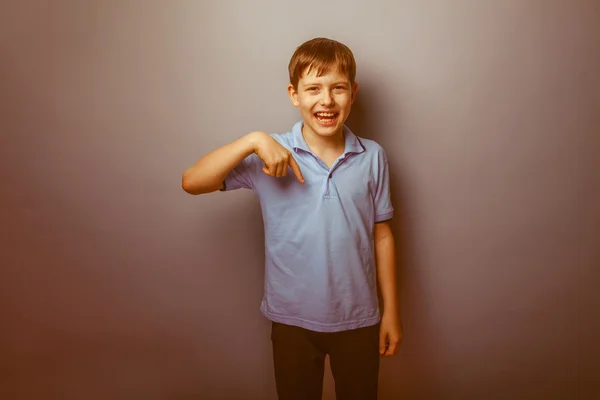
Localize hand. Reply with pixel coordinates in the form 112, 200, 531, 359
250, 132, 304, 183
379, 312, 403, 357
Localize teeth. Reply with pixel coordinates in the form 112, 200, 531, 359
316, 112, 336, 117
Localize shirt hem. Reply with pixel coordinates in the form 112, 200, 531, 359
375, 210, 394, 223
260, 306, 381, 333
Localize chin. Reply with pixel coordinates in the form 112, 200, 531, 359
317, 128, 341, 137
311, 124, 341, 137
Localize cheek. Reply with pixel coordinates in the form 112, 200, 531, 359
335, 93, 351, 104
301, 100, 317, 112
337, 98, 351, 110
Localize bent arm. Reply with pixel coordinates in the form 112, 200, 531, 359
182, 131, 262, 195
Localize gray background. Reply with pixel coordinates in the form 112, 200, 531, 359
1, 0, 599, 399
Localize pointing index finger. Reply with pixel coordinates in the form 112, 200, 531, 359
288, 155, 304, 183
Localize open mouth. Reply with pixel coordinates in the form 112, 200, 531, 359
314, 112, 339, 126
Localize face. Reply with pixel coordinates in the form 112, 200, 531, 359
288, 67, 358, 140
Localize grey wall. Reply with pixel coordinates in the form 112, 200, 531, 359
1, 1, 599, 399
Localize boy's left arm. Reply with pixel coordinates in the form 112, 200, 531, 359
374, 221, 403, 357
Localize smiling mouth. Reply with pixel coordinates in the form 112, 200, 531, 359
314, 112, 339, 124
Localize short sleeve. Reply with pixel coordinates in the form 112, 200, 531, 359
220, 153, 260, 191
374, 150, 394, 222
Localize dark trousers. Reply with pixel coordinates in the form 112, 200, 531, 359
271, 321, 380, 400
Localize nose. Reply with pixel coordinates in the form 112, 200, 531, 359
319, 90, 335, 106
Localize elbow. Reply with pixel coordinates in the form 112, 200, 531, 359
181, 170, 201, 195
181, 170, 219, 195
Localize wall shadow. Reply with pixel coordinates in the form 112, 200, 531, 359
346, 81, 440, 398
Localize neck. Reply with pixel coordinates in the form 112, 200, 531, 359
301, 125, 346, 154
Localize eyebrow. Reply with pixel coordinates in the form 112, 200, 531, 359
302, 81, 349, 87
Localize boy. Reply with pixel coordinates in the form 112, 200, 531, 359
182, 38, 402, 400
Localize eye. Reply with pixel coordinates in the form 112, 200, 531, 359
334, 85, 346, 90
307, 87, 318, 91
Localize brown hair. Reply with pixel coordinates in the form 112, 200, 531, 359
288, 37, 356, 90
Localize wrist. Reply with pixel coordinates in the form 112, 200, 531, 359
382, 306, 399, 319
246, 131, 267, 153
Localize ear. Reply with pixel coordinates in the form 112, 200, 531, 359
288, 84, 300, 107
351, 81, 359, 104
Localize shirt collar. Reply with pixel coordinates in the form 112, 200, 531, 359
291, 120, 365, 155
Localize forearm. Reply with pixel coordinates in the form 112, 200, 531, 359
182, 132, 261, 195
375, 233, 399, 316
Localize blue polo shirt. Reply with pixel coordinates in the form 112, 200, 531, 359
222, 120, 394, 332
